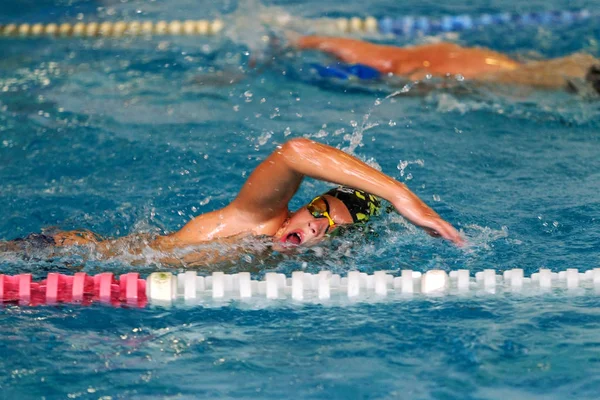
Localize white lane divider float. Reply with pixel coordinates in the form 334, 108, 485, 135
145, 268, 600, 305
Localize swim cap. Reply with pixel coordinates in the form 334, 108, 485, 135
325, 186, 381, 223
310, 62, 381, 81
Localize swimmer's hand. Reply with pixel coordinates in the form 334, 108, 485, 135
422, 218, 465, 246
391, 198, 465, 246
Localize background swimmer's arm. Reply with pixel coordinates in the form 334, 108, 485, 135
235, 138, 463, 245
295, 36, 523, 80
296, 36, 372, 64
294, 36, 415, 76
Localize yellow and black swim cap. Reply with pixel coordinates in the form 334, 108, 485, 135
325, 186, 381, 223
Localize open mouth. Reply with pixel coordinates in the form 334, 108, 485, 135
284, 231, 303, 246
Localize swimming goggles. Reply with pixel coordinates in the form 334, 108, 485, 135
307, 196, 336, 233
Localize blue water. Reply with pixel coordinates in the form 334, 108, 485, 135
2, 0, 600, 398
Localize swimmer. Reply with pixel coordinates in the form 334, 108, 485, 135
295, 36, 600, 93
4, 139, 463, 266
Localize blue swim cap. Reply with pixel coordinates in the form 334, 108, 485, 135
310, 63, 381, 81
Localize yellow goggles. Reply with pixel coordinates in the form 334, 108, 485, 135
307, 196, 336, 233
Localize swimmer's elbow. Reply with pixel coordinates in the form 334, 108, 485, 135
281, 137, 312, 154
296, 35, 322, 50
280, 138, 319, 165
296, 36, 358, 60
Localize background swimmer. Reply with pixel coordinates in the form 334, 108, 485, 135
295, 36, 600, 93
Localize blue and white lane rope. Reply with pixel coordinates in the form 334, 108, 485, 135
374, 9, 593, 36
0, 9, 594, 38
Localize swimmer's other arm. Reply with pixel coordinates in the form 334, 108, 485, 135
268, 138, 464, 245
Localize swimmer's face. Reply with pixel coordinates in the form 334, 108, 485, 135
274, 195, 353, 249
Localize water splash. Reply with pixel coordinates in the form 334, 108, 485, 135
461, 224, 510, 253
341, 99, 381, 155
221, 0, 291, 63
397, 159, 425, 181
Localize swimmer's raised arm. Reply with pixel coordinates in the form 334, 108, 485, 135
233, 138, 463, 245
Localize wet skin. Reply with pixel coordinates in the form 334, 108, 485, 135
297, 36, 599, 90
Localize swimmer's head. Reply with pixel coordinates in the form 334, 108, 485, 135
323, 186, 381, 224
273, 186, 381, 249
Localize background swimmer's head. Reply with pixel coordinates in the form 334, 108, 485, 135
585, 64, 600, 95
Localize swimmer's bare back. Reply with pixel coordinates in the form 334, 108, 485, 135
296, 36, 599, 90
479, 53, 598, 89
51, 230, 256, 268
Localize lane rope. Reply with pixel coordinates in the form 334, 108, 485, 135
0, 9, 594, 39
1, 268, 599, 307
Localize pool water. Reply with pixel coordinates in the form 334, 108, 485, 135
1, 0, 600, 398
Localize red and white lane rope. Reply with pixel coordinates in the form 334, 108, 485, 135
1, 268, 600, 308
